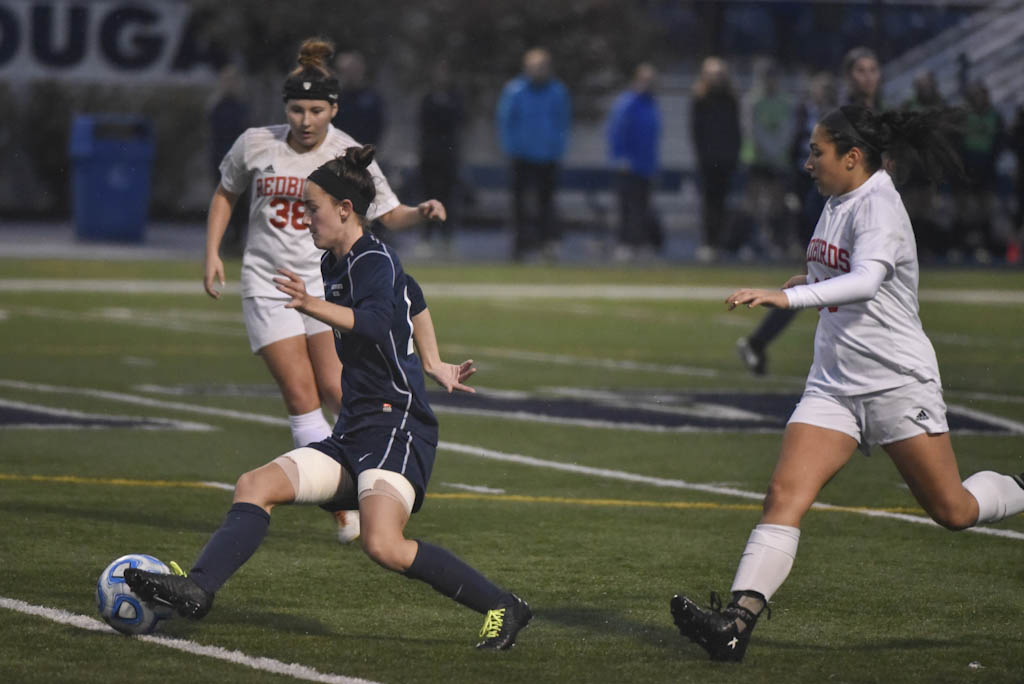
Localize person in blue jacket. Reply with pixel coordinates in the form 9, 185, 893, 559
497, 48, 571, 261
607, 62, 663, 260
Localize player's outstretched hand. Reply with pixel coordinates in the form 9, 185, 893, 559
204, 255, 225, 299
425, 359, 477, 394
726, 288, 790, 311
417, 199, 447, 222
782, 274, 808, 289
274, 268, 309, 310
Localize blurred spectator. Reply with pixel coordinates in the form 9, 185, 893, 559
417, 59, 465, 257
497, 47, 571, 261
901, 71, 949, 260
842, 46, 882, 110
332, 51, 386, 146
790, 71, 836, 245
903, 71, 944, 112
742, 58, 794, 258
691, 56, 741, 261
207, 63, 249, 253
1010, 104, 1024, 263
956, 80, 1004, 261
607, 62, 663, 261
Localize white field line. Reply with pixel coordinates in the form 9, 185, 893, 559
0, 397, 215, 432
2, 279, 1023, 305
0, 597, 380, 684
5, 378, 1024, 541
431, 404, 780, 434
446, 345, 720, 378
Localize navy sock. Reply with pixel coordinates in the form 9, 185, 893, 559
189, 502, 270, 594
404, 540, 509, 614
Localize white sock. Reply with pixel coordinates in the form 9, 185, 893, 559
730, 523, 801, 602
962, 471, 1024, 524
287, 408, 332, 448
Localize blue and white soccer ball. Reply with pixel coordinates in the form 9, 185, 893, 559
97, 554, 173, 635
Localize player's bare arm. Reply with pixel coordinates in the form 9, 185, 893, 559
203, 184, 240, 299
377, 200, 447, 230
782, 274, 807, 289
411, 308, 477, 394
273, 268, 356, 331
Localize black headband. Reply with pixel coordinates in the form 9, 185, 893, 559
308, 167, 372, 215
282, 74, 340, 103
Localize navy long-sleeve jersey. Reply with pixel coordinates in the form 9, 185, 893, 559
321, 233, 439, 444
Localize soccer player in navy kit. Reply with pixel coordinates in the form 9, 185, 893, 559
126, 145, 531, 650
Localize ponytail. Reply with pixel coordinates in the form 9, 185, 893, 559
819, 105, 964, 185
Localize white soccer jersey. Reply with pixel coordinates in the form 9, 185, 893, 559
218, 124, 401, 299
801, 170, 940, 395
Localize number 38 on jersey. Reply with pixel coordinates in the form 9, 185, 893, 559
268, 198, 306, 231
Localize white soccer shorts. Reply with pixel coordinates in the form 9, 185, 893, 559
788, 380, 949, 455
242, 296, 332, 353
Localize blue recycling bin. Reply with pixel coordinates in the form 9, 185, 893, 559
69, 114, 154, 242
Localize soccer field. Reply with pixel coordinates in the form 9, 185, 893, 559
1, 257, 1022, 684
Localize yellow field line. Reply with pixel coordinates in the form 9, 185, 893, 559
0, 472, 925, 515
0, 473, 220, 489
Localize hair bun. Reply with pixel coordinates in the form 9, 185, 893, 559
346, 144, 376, 169
297, 37, 334, 70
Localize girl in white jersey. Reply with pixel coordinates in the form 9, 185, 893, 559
671, 105, 1024, 663
206, 37, 445, 443
203, 38, 446, 538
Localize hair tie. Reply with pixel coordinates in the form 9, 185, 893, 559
308, 166, 371, 215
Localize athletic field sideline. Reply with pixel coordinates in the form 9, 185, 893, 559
2, 258, 1022, 684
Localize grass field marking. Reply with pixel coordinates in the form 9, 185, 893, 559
1, 472, 928, 517
5, 278, 1024, 305
0, 379, 289, 428
445, 344, 721, 378
437, 441, 1024, 542
9, 305, 245, 337
0, 596, 381, 684
946, 402, 1024, 434
5, 378, 1023, 541
0, 472, 229, 490
432, 403, 780, 434
0, 396, 216, 432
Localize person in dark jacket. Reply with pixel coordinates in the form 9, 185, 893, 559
418, 59, 465, 254
607, 62, 663, 260
691, 57, 741, 261
331, 51, 386, 147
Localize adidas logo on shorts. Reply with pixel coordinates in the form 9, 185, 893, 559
915, 409, 929, 421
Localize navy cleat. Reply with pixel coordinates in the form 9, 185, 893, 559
670, 592, 766, 662
124, 564, 213, 620
736, 338, 766, 376
476, 594, 532, 650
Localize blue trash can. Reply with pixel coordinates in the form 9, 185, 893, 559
69, 114, 155, 242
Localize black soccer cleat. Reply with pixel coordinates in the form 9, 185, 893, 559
670, 592, 764, 662
124, 567, 214, 620
476, 594, 532, 650
736, 338, 766, 376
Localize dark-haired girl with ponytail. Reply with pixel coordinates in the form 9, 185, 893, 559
202, 37, 448, 544
670, 105, 1024, 663
126, 145, 532, 651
